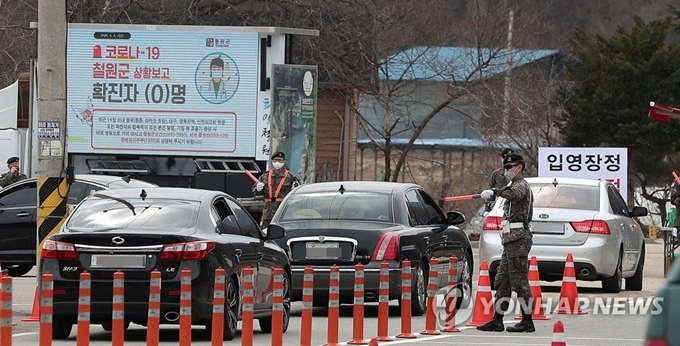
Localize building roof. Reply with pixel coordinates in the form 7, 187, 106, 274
379, 46, 559, 82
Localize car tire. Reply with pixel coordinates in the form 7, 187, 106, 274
404, 260, 427, 316
456, 251, 474, 310
52, 320, 73, 340
626, 245, 644, 291
602, 251, 623, 293
102, 321, 130, 332
224, 277, 239, 340
259, 270, 291, 334
5, 264, 33, 277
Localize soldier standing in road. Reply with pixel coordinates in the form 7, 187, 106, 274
489, 148, 514, 202
253, 151, 301, 228
477, 153, 535, 333
0, 157, 27, 187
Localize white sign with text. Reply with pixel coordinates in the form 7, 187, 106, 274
538, 147, 628, 199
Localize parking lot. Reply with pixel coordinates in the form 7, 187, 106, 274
8, 239, 664, 345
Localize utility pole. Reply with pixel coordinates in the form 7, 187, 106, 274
36, 0, 69, 260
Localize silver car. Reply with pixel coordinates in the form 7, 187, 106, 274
479, 177, 647, 293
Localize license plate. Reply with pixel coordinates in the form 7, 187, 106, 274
90, 255, 147, 269
531, 223, 566, 234
305, 242, 341, 259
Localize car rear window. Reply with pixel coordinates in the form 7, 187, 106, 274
66, 197, 199, 230
531, 183, 599, 211
279, 192, 392, 222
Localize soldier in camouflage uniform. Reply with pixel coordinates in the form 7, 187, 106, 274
489, 148, 514, 203
477, 153, 535, 333
0, 157, 27, 188
253, 151, 301, 228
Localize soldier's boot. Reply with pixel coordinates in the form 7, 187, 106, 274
506, 313, 535, 333
476, 300, 508, 332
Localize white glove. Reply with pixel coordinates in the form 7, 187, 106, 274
256, 182, 265, 191
480, 189, 494, 200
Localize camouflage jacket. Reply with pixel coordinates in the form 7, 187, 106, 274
489, 167, 508, 201
0, 171, 27, 188
253, 169, 301, 221
494, 177, 534, 244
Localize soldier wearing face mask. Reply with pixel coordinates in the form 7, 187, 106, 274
489, 148, 514, 202
477, 153, 535, 333
253, 151, 301, 227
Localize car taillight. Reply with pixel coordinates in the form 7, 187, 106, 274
372, 233, 399, 261
645, 339, 669, 346
41, 240, 79, 260
159, 241, 215, 261
570, 220, 610, 235
483, 216, 503, 231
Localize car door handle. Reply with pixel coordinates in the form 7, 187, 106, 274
441, 235, 448, 240
257, 252, 264, 260
235, 248, 242, 256
423, 236, 430, 244
16, 212, 30, 218
250, 241, 262, 247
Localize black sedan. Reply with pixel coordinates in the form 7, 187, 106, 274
40, 187, 291, 340
267, 181, 473, 316
0, 174, 158, 277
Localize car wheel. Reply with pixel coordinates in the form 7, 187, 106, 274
102, 320, 130, 332
5, 264, 33, 277
626, 245, 644, 291
224, 277, 239, 340
259, 270, 291, 333
456, 251, 474, 310
408, 260, 428, 316
52, 320, 73, 340
602, 251, 622, 293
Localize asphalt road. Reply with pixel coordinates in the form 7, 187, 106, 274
8, 239, 665, 345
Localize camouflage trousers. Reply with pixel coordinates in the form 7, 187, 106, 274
494, 236, 533, 314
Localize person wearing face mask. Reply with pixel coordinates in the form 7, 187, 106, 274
253, 151, 301, 227
489, 148, 514, 202
477, 153, 535, 333
0, 156, 27, 187
206, 57, 228, 99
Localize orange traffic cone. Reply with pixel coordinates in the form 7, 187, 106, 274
551, 320, 566, 346
554, 253, 587, 315
465, 260, 494, 327
515, 256, 549, 320
21, 285, 40, 322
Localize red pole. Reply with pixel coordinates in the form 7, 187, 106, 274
211, 268, 226, 345
421, 258, 441, 335
147, 269, 161, 346
111, 271, 124, 346
76, 271, 91, 346
299, 267, 314, 346
376, 261, 392, 341
241, 267, 255, 346
1, 275, 13, 346
396, 260, 416, 339
179, 269, 192, 346
348, 263, 367, 344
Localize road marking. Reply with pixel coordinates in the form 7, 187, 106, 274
12, 332, 38, 338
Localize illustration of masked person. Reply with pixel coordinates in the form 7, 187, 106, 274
207, 57, 228, 99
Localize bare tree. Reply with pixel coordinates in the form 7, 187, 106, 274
0, 0, 37, 88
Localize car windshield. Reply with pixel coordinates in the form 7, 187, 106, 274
531, 183, 599, 211
66, 197, 199, 230
279, 192, 393, 222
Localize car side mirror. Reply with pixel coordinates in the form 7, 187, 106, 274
267, 224, 286, 239
447, 211, 466, 225
631, 206, 648, 217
